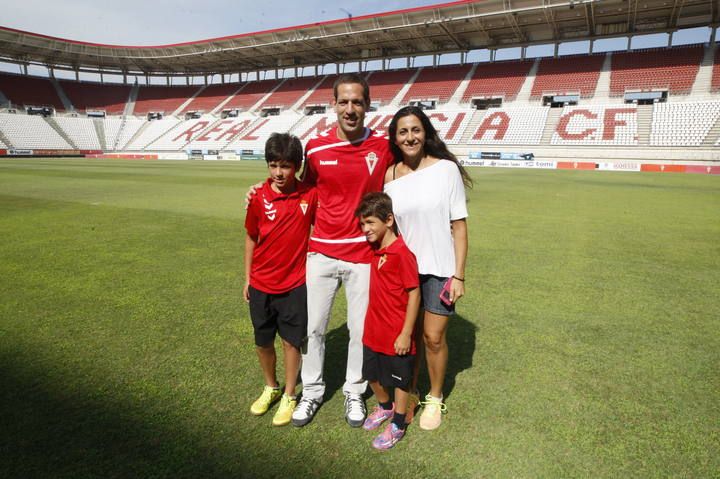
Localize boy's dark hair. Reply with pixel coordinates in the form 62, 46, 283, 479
333, 73, 370, 106
355, 192, 398, 234
265, 132, 303, 169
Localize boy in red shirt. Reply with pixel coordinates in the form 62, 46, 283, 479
355, 192, 420, 450
244, 133, 318, 426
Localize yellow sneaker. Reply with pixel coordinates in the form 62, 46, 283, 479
272, 394, 297, 426
250, 385, 281, 416
418, 394, 447, 430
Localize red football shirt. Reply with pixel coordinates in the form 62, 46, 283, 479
362, 236, 420, 356
245, 179, 318, 294
303, 127, 394, 264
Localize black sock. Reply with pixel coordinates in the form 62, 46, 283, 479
392, 413, 406, 430
379, 400, 393, 411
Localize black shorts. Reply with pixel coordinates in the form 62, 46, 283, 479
248, 284, 307, 349
362, 345, 415, 391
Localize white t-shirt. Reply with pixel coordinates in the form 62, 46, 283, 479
384, 160, 468, 277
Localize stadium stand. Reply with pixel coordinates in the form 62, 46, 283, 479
462, 60, 534, 102
179, 83, 240, 114
468, 106, 549, 145
133, 86, 203, 115
53, 116, 102, 149
551, 105, 638, 145
401, 64, 472, 104
124, 117, 181, 150
0, 112, 72, 149
104, 117, 146, 150
299, 75, 338, 109
366, 69, 416, 106
650, 101, 720, 146
258, 76, 322, 110
531, 54, 604, 99
0, 72, 65, 110
610, 45, 703, 96
222, 79, 282, 111
59, 80, 130, 114
146, 115, 219, 150
184, 116, 257, 151
712, 48, 720, 92
226, 113, 301, 151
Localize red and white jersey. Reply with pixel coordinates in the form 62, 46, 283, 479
303, 127, 393, 264
363, 236, 419, 356
245, 179, 318, 294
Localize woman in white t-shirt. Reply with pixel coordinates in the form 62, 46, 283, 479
383, 106, 472, 431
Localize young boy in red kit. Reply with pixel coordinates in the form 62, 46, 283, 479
244, 133, 318, 426
355, 192, 420, 450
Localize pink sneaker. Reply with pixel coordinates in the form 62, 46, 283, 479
363, 404, 394, 431
372, 422, 405, 450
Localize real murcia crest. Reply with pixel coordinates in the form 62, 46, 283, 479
377, 254, 387, 270
365, 152, 378, 174
300, 200, 308, 215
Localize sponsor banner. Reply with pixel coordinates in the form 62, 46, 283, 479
640, 164, 685, 173
8, 149, 34, 155
460, 158, 556, 169
79, 150, 103, 155
0, 149, 6, 155
469, 151, 534, 161
203, 155, 219, 161
557, 161, 596, 170
86, 154, 159, 160
684, 165, 720, 175
597, 162, 641, 172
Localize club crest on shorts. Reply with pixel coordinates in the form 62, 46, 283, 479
377, 254, 387, 270
299, 199, 308, 215
365, 152, 378, 175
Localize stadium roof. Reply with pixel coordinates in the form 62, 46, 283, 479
0, 0, 716, 77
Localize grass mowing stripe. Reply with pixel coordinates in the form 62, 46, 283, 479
1, 159, 718, 477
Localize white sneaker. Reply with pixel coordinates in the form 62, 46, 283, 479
291, 397, 321, 427
344, 394, 366, 428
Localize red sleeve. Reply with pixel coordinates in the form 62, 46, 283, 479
300, 151, 317, 186
308, 187, 319, 225
244, 198, 259, 240
398, 249, 419, 290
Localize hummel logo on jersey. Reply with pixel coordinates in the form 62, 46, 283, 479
319, 159, 338, 166
300, 200, 308, 215
365, 152, 378, 174
263, 197, 276, 221
377, 254, 387, 270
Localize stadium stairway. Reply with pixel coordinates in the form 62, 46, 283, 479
701, 113, 720, 146
540, 107, 563, 145
51, 78, 74, 111
124, 84, 139, 116
0, 128, 12, 148
172, 85, 207, 116
592, 53, 612, 102
388, 68, 421, 108
93, 119, 107, 150
514, 58, 539, 104
211, 84, 247, 115
690, 44, 717, 98
459, 109, 486, 144
636, 105, 653, 145
448, 63, 478, 105
45, 116, 78, 149
248, 80, 285, 113
291, 76, 328, 112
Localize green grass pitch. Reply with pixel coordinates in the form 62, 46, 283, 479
1, 158, 718, 478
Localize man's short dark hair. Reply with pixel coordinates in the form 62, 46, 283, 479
265, 132, 303, 169
333, 73, 371, 106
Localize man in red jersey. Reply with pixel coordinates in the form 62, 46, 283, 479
290, 73, 394, 427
